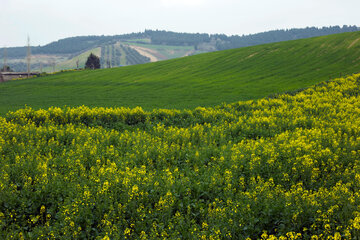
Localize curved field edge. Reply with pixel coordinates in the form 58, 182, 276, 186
1, 73, 360, 239
1, 31, 360, 115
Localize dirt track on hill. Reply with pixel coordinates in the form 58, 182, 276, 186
128, 46, 161, 62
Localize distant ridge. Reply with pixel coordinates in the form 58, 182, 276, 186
1, 25, 359, 72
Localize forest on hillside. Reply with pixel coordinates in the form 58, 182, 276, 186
1, 25, 358, 59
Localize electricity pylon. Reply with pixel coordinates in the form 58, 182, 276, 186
27, 36, 31, 78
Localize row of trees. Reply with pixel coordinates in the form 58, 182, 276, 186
2, 25, 358, 59
144, 25, 360, 49
122, 45, 150, 65
215, 25, 360, 50
100, 44, 150, 68
100, 45, 122, 68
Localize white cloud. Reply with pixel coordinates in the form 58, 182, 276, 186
161, 0, 206, 7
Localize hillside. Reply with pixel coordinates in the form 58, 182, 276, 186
1, 73, 360, 238
42, 48, 102, 72
1, 25, 358, 72
0, 31, 360, 114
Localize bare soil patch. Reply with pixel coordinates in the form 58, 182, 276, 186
246, 52, 258, 59
128, 46, 163, 62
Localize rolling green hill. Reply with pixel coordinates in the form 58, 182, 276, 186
0, 31, 360, 115
2, 26, 359, 72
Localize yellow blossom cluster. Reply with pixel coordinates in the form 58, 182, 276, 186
1, 74, 360, 239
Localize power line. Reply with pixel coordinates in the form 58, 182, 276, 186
3, 47, 7, 71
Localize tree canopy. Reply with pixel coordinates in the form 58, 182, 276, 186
85, 53, 101, 69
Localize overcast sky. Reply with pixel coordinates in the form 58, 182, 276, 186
2, 0, 359, 47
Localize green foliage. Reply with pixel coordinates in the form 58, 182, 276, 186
122, 45, 150, 65
100, 44, 149, 68
0, 32, 360, 115
1, 74, 360, 239
145, 26, 359, 48
85, 53, 101, 70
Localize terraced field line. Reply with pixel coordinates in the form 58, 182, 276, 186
128, 46, 160, 62
348, 37, 360, 48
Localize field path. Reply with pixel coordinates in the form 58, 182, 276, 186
348, 37, 360, 48
128, 46, 162, 62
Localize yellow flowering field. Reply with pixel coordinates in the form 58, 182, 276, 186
1, 74, 360, 239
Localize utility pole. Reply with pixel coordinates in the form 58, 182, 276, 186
27, 36, 31, 78
40, 62, 43, 73
3, 47, 7, 71
107, 46, 111, 68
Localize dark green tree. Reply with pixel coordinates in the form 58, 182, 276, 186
85, 53, 101, 69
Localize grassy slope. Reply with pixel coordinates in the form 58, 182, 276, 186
41, 48, 102, 72
0, 32, 360, 114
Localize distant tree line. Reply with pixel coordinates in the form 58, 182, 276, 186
145, 30, 210, 46
214, 25, 360, 50
145, 25, 359, 50
1, 47, 30, 58
36, 36, 113, 54
1, 25, 358, 62
1, 36, 116, 58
